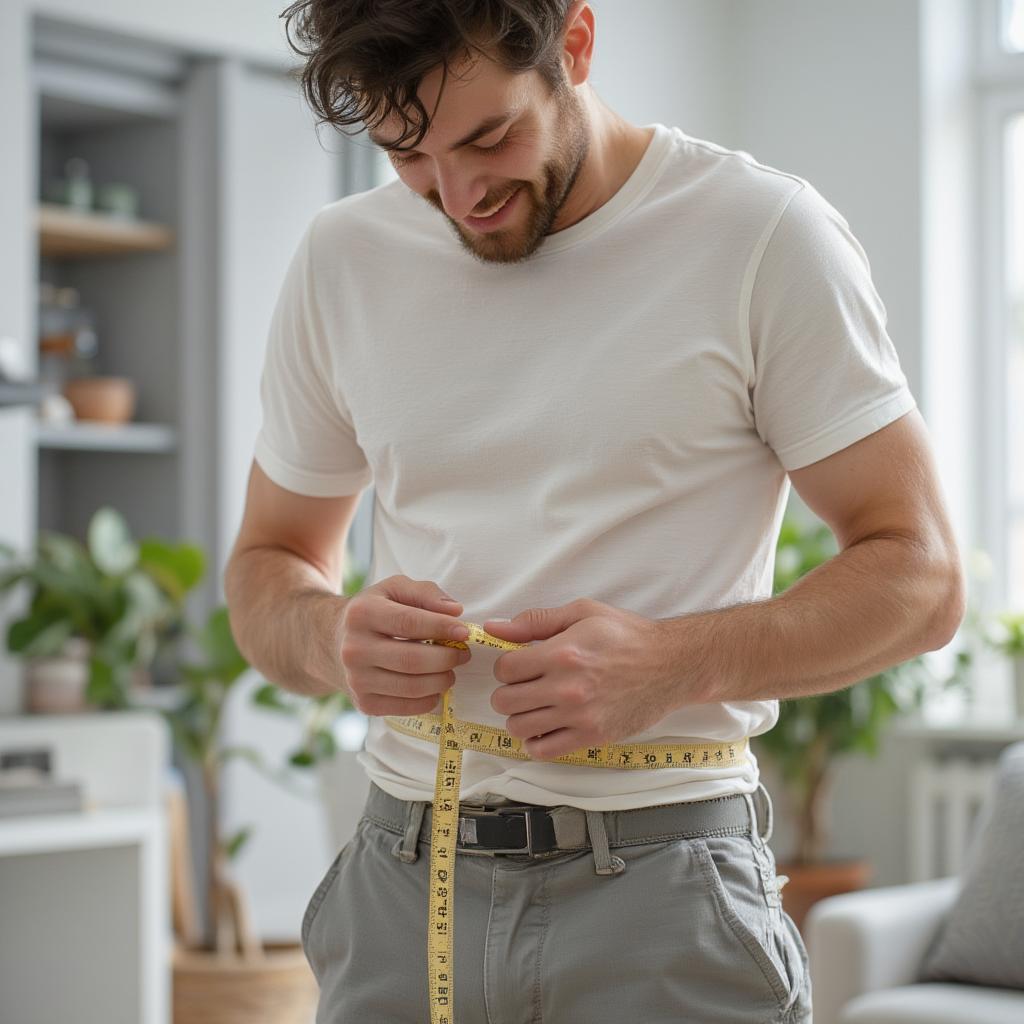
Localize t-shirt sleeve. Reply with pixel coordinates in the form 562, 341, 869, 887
252, 211, 373, 497
746, 182, 917, 472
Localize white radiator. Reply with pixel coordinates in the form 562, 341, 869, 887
908, 756, 998, 881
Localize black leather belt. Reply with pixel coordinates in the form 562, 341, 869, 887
455, 804, 559, 855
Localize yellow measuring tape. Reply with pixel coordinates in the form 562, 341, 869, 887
385, 621, 751, 1024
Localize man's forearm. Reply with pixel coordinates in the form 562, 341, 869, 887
223, 546, 350, 699
657, 535, 964, 705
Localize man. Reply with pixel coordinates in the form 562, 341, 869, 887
224, 1, 966, 1020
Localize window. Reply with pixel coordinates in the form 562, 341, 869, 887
1009, 115, 1024, 607
979, 1, 1024, 610
1007, 0, 1024, 52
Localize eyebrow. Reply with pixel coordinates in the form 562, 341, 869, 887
369, 110, 517, 153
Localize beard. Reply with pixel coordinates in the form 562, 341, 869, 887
424, 84, 590, 265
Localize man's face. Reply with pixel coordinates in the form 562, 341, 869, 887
368, 49, 589, 264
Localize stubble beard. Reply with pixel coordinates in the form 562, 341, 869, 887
428, 86, 590, 265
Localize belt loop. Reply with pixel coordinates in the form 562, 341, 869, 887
391, 798, 427, 863
757, 782, 774, 845
585, 809, 625, 876
743, 789, 765, 852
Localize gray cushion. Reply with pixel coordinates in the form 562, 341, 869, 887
840, 982, 1024, 1024
918, 741, 1024, 990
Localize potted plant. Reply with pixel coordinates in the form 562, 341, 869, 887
160, 564, 371, 1023
157, 601, 320, 1024
982, 610, 1024, 717
0, 506, 202, 713
754, 509, 964, 930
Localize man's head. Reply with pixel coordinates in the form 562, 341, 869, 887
281, 1, 596, 263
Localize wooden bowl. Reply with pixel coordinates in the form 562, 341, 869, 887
62, 375, 136, 423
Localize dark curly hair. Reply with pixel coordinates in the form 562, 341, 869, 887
280, 0, 575, 151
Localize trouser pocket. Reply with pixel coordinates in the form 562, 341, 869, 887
693, 834, 806, 1016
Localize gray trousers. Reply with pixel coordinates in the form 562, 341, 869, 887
302, 780, 812, 1023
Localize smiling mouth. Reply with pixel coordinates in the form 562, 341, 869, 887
472, 189, 518, 219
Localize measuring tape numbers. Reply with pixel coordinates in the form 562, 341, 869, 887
384, 621, 751, 1024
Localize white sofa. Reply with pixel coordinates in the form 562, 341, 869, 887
805, 875, 1024, 1024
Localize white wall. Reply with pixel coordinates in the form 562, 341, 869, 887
589, 0, 739, 139
33, 0, 295, 65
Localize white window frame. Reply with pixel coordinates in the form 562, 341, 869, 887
977, 0, 1024, 608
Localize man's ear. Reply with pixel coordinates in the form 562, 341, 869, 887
561, 1, 595, 87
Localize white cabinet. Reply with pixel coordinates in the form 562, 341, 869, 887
0, 711, 170, 1024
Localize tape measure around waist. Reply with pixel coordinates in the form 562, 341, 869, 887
385, 621, 751, 1024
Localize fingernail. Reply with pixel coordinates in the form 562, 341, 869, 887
451, 624, 470, 640
488, 618, 511, 624
441, 596, 462, 604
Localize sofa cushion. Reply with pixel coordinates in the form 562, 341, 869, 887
839, 982, 1024, 1024
918, 741, 1024, 990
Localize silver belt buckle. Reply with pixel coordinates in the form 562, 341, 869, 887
456, 805, 537, 856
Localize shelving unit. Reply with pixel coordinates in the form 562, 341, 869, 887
35, 420, 177, 453
33, 22, 185, 549
38, 202, 174, 258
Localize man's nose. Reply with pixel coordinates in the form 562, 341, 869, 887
434, 167, 488, 222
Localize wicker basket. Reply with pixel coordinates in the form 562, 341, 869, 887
172, 942, 318, 1024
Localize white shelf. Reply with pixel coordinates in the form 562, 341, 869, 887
0, 804, 160, 857
35, 420, 177, 452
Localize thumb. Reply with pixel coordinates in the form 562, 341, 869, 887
483, 603, 584, 643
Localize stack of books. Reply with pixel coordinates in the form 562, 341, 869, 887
0, 754, 84, 818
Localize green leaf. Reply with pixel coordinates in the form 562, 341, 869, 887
223, 825, 253, 860
195, 606, 249, 684
311, 728, 337, 759
87, 507, 139, 576
138, 539, 205, 603
289, 750, 315, 768
7, 610, 75, 656
252, 683, 295, 713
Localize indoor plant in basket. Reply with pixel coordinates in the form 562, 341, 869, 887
158, 601, 320, 1024
755, 509, 965, 930
0, 505, 202, 713
158, 560, 372, 1023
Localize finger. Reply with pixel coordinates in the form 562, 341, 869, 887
483, 600, 588, 643
490, 679, 548, 717
504, 706, 562, 741
365, 664, 461, 700
373, 636, 471, 678
362, 690, 453, 716
367, 595, 471, 644
492, 644, 546, 684
523, 728, 580, 762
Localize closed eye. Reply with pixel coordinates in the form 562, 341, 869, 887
475, 134, 511, 155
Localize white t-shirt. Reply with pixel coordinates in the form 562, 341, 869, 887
253, 122, 917, 810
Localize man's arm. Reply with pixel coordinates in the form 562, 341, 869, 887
659, 408, 967, 704
223, 459, 364, 699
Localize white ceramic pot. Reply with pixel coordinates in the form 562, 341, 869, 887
25, 636, 96, 714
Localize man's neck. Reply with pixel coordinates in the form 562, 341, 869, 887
550, 93, 655, 234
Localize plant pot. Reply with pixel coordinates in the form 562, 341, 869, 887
172, 942, 318, 1024
774, 857, 872, 934
62, 375, 136, 423
25, 636, 96, 714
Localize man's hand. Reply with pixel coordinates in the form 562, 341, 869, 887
482, 599, 693, 761
337, 575, 472, 716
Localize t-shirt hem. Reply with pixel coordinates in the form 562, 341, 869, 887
775, 388, 917, 472
253, 433, 372, 497
358, 752, 761, 811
